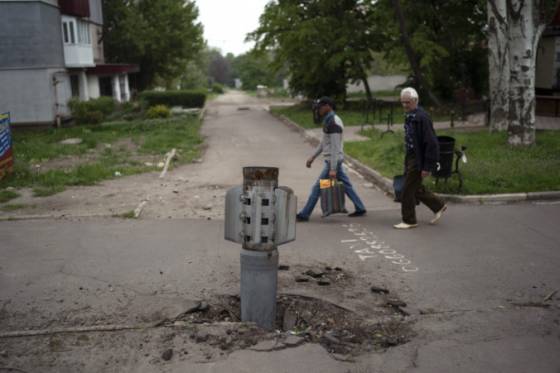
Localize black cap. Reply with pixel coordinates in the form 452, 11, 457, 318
316, 96, 336, 110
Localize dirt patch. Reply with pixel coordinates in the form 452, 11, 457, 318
168, 292, 413, 357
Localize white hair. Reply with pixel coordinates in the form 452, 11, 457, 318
400, 87, 419, 103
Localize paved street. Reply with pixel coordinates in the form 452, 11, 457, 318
1, 91, 559, 372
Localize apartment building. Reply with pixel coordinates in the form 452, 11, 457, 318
0, 0, 138, 126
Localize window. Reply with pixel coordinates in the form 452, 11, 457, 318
62, 20, 76, 44
69, 21, 75, 43
62, 18, 90, 45
77, 21, 90, 44
62, 22, 69, 43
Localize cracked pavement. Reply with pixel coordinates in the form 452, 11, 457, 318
1, 91, 560, 372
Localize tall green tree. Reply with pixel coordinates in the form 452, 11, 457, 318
207, 49, 233, 86
249, 0, 384, 101
102, 0, 204, 90
231, 50, 280, 90
376, 0, 488, 104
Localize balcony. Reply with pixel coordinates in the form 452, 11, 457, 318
64, 44, 94, 67
59, 0, 90, 18
62, 16, 94, 67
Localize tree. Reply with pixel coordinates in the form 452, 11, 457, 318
249, 0, 384, 101
102, 0, 204, 90
487, 0, 557, 145
375, 0, 488, 105
231, 50, 279, 90
207, 49, 233, 86
390, 0, 441, 106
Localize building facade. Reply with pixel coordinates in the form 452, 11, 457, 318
536, 4, 560, 93
0, 0, 138, 125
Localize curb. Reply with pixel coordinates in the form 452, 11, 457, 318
270, 111, 560, 204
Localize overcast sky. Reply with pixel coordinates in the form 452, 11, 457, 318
195, 0, 271, 56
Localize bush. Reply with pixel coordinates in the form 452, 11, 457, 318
211, 83, 224, 94
146, 105, 171, 119
68, 97, 116, 124
140, 90, 207, 108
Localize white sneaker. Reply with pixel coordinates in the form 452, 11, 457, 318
430, 205, 447, 225
393, 222, 418, 229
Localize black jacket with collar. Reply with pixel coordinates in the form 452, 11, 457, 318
405, 107, 439, 172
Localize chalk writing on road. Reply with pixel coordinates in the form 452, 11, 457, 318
341, 223, 419, 273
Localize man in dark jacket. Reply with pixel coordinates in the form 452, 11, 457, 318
394, 87, 447, 229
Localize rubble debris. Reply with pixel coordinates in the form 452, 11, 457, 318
370, 286, 390, 294
161, 349, 173, 361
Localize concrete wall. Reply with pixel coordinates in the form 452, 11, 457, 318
88, 0, 103, 26
91, 24, 104, 64
536, 37, 556, 89
87, 75, 100, 99
0, 1, 64, 69
347, 75, 407, 94
0, 68, 72, 124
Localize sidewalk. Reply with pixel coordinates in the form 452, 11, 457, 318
273, 112, 560, 204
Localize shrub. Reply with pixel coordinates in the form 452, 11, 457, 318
83, 110, 104, 124
68, 97, 116, 124
211, 83, 224, 94
146, 105, 171, 119
140, 90, 207, 108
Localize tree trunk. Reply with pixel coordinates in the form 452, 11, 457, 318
506, 0, 545, 146
391, 0, 441, 106
487, 0, 510, 132
359, 64, 374, 103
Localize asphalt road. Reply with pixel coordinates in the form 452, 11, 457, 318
1, 91, 559, 372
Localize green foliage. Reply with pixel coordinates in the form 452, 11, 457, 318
207, 49, 233, 86
211, 83, 225, 94
68, 97, 116, 125
180, 60, 209, 90
140, 90, 207, 108
345, 129, 560, 194
0, 189, 19, 203
146, 105, 171, 119
102, 0, 204, 90
0, 116, 203, 196
376, 0, 488, 101
231, 50, 283, 90
249, 0, 384, 100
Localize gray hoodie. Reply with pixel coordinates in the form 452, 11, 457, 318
312, 111, 344, 171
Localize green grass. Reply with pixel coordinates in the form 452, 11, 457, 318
0, 116, 203, 196
114, 210, 136, 219
347, 90, 400, 99
0, 190, 20, 203
0, 203, 29, 212
271, 104, 450, 129
345, 128, 560, 194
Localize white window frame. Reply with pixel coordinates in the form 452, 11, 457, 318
62, 18, 77, 44
77, 20, 91, 45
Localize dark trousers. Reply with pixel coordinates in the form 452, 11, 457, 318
401, 154, 445, 224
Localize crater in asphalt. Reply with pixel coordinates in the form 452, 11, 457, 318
175, 293, 413, 356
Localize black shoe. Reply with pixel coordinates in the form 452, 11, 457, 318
296, 214, 309, 222
348, 210, 366, 217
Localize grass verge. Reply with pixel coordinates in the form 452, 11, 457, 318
345, 128, 560, 194
0, 190, 20, 203
270, 104, 450, 129
0, 115, 203, 197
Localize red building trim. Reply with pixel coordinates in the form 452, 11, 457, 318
58, 0, 90, 18
86, 64, 140, 75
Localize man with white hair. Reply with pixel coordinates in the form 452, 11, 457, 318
394, 87, 446, 229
